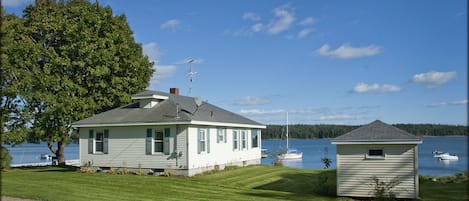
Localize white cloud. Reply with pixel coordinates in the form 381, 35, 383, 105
353, 82, 401, 93
142, 42, 163, 61
412, 71, 457, 88
160, 19, 181, 31
251, 23, 264, 32
149, 64, 177, 87
299, 17, 316, 26
266, 5, 295, 35
233, 96, 271, 106
239, 109, 285, 115
319, 114, 357, 121
316, 43, 381, 59
1, 0, 31, 7
427, 99, 467, 107
297, 28, 314, 39
242, 12, 261, 21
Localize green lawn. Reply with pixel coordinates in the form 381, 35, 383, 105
1, 165, 467, 201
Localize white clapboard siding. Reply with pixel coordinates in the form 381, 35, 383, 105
80, 125, 261, 174
336, 144, 418, 198
186, 126, 261, 170
80, 126, 187, 169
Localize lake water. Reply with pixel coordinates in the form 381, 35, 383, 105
261, 136, 468, 176
4, 136, 467, 176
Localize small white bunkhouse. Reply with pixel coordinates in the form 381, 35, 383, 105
331, 120, 422, 199
72, 88, 265, 176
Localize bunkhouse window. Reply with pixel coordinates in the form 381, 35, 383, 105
154, 130, 164, 153
366, 149, 385, 160
217, 128, 227, 143
95, 130, 104, 152
251, 129, 259, 148
241, 130, 247, 149
233, 130, 239, 150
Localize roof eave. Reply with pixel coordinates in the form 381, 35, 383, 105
72, 120, 266, 129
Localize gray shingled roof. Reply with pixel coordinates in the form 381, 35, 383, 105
332, 120, 420, 142
72, 90, 264, 127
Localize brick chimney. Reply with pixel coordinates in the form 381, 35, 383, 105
170, 88, 179, 95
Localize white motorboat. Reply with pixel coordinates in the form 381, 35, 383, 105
261, 149, 268, 158
41, 154, 52, 160
439, 154, 459, 161
278, 112, 302, 160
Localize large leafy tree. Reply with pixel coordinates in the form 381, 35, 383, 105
2, 0, 153, 165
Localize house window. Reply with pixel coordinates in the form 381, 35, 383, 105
95, 130, 104, 152
366, 149, 385, 159
233, 130, 239, 150
251, 129, 259, 148
241, 130, 247, 149
198, 128, 207, 153
217, 128, 226, 143
154, 130, 164, 153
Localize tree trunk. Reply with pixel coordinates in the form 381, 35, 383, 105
47, 140, 66, 166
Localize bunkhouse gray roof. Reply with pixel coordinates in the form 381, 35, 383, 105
331, 120, 421, 144
72, 90, 265, 128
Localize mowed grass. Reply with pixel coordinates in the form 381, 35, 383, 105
1, 165, 467, 201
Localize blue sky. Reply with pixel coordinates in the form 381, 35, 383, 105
4, 0, 467, 125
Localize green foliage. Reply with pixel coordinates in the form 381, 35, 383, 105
313, 172, 336, 196
262, 124, 467, 139
420, 172, 469, 201
1, 146, 12, 169
2, 0, 153, 163
321, 158, 332, 169
369, 176, 401, 201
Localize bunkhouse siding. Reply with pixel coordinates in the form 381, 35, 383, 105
336, 144, 418, 198
80, 126, 188, 170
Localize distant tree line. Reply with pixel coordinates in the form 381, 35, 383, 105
261, 124, 468, 139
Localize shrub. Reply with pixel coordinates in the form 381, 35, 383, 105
1, 146, 12, 170
224, 165, 239, 171
369, 176, 401, 201
313, 173, 336, 196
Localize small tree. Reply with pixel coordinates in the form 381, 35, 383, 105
321, 146, 332, 169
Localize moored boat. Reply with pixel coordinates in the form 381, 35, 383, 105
261, 149, 268, 158
278, 112, 302, 160
439, 154, 459, 160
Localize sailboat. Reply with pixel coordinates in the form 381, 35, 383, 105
278, 112, 303, 160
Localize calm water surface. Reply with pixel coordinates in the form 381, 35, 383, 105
5, 136, 467, 176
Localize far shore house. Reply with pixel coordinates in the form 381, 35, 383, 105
331, 120, 422, 199
71, 88, 265, 176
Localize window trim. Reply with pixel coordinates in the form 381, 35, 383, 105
217, 128, 227, 144
241, 130, 247, 150
95, 130, 104, 153
251, 129, 259, 148
199, 128, 207, 153
233, 130, 239, 150
154, 130, 164, 153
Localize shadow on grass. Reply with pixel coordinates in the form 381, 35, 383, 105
16, 165, 79, 173
243, 169, 337, 200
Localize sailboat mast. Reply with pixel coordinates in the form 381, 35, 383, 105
286, 112, 289, 150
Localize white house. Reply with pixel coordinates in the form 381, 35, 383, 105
72, 88, 265, 176
331, 120, 422, 199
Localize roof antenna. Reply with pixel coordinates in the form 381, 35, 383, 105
187, 58, 197, 96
